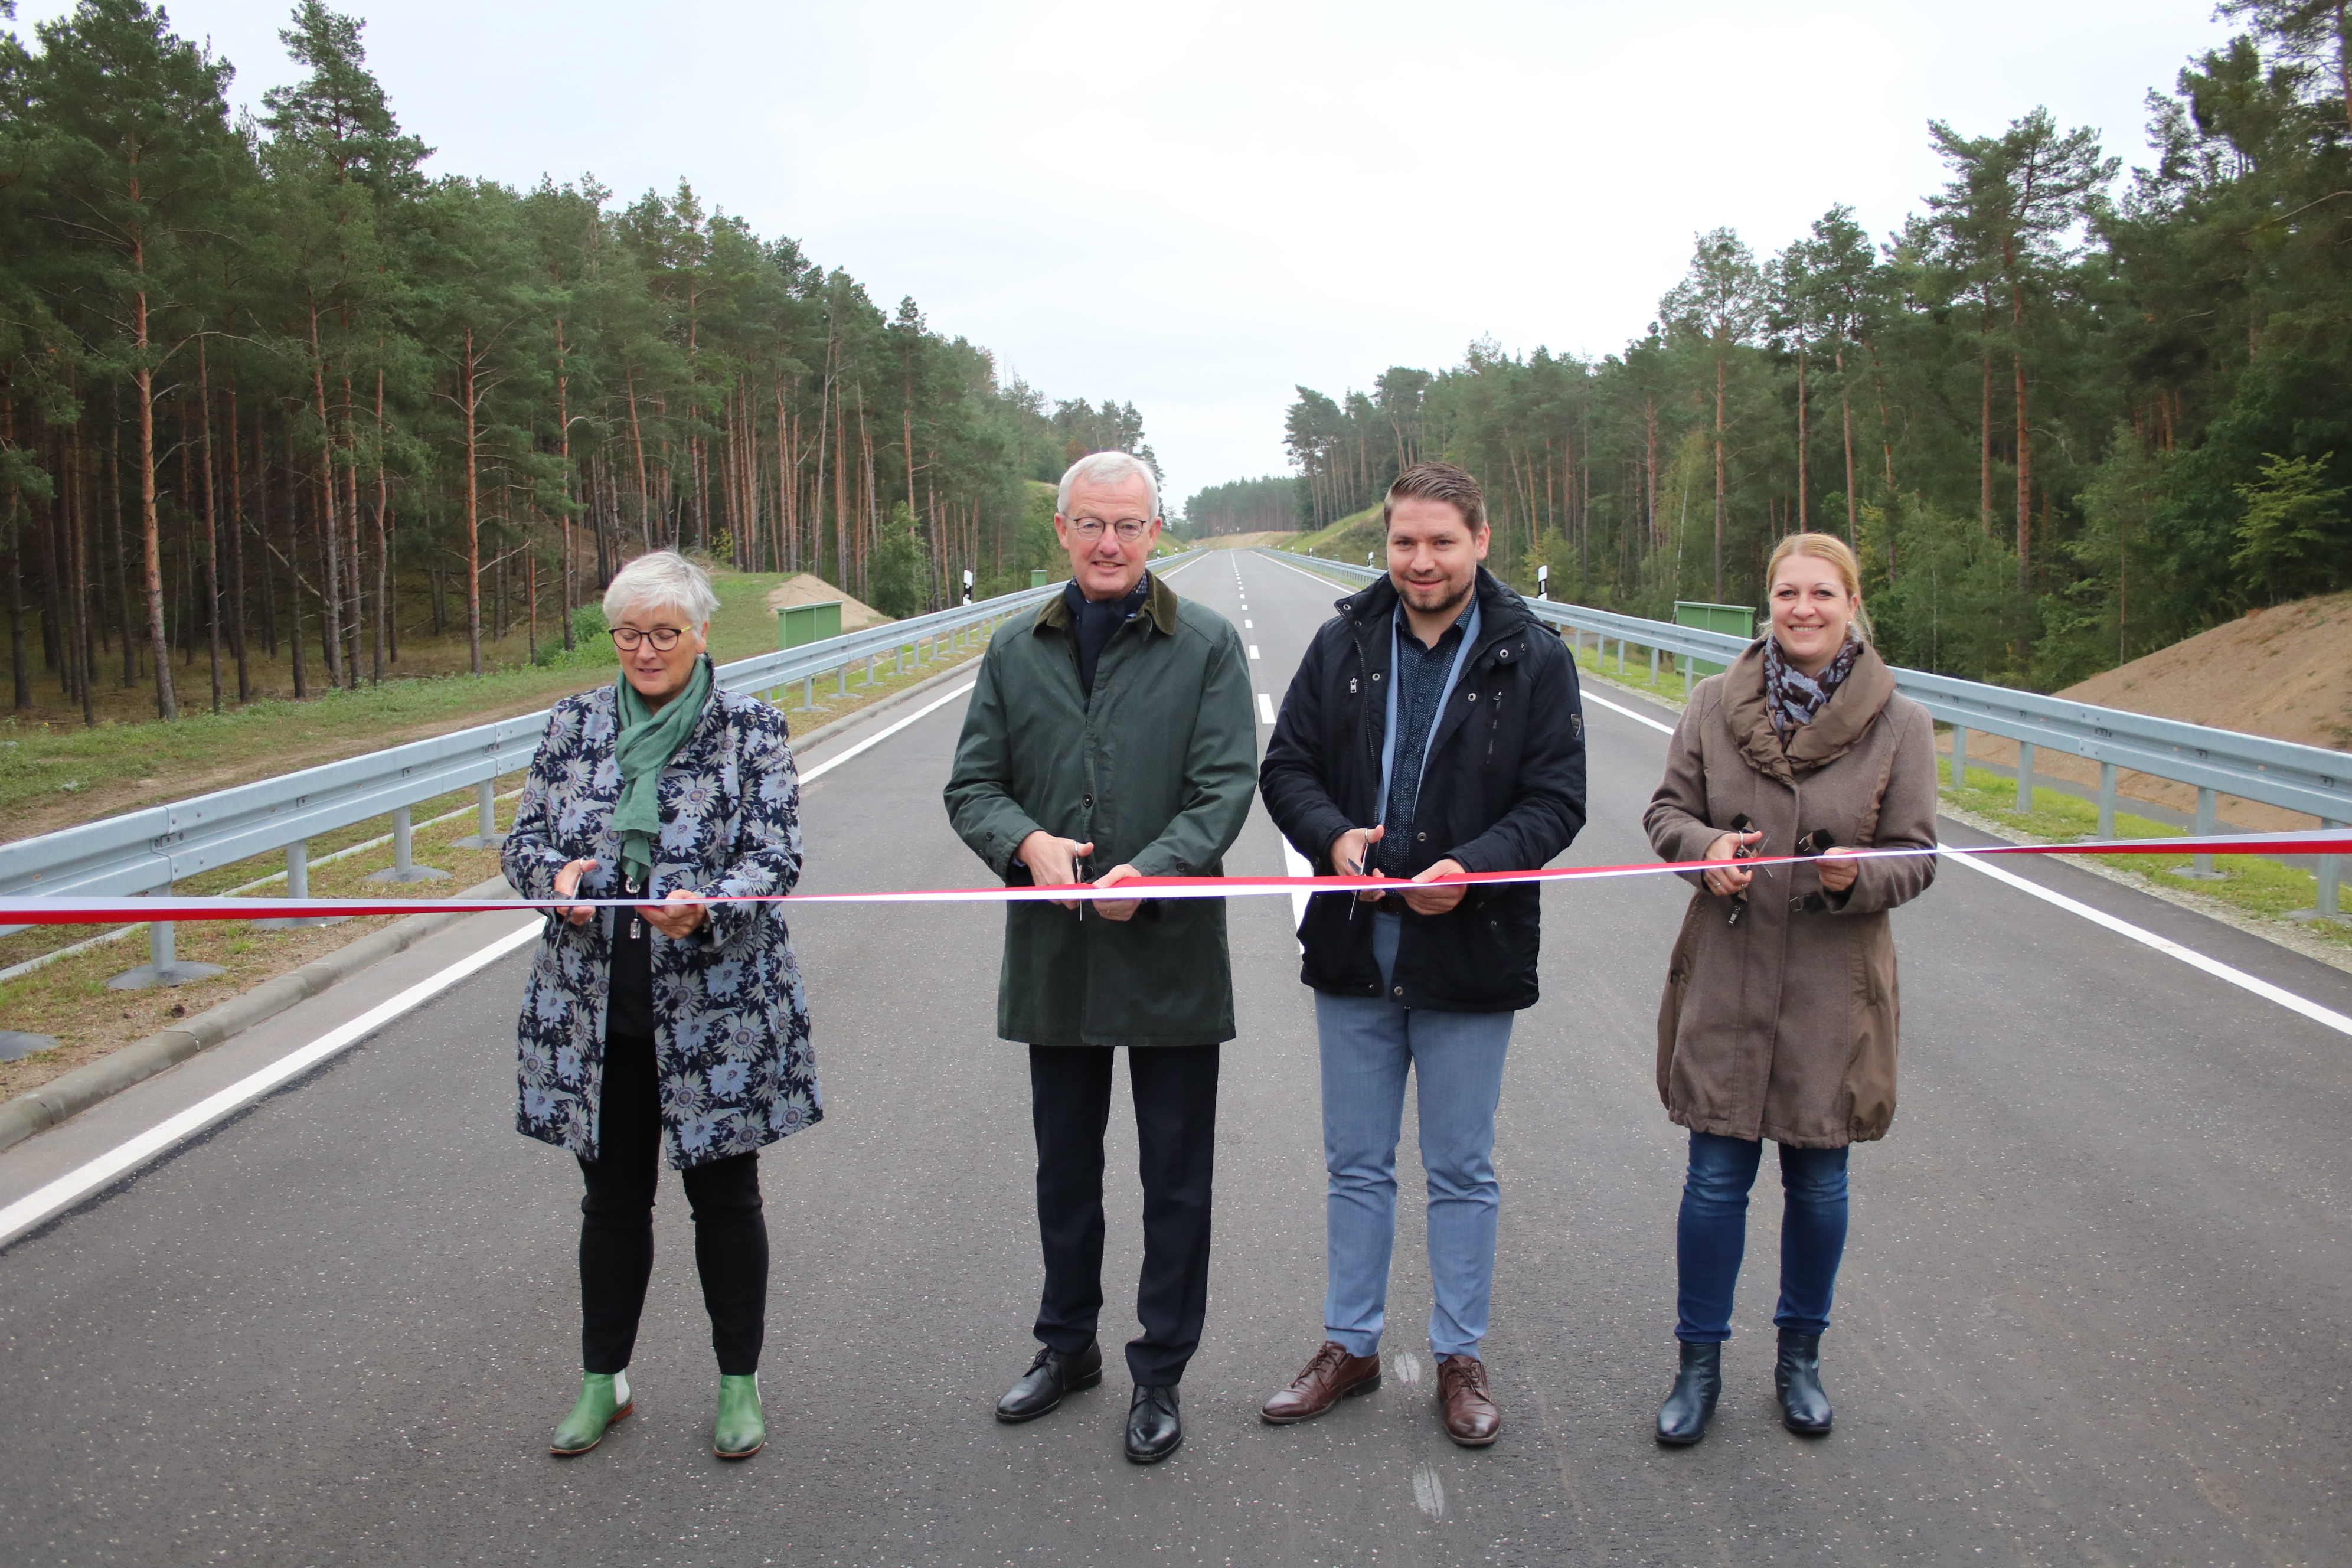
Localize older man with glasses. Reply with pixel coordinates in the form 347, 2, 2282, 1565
945, 450, 1257, 1463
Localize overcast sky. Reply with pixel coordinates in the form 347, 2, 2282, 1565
14, 0, 2236, 511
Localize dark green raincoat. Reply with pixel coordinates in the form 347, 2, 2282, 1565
944, 572, 1257, 1047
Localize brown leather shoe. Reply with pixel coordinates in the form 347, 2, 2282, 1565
1436, 1353, 1501, 1446
1259, 1340, 1383, 1425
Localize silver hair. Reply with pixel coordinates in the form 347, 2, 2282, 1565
603, 550, 720, 628
1056, 450, 1159, 519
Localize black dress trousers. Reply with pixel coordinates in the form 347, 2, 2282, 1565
576, 909, 769, 1377
1028, 1043, 1220, 1388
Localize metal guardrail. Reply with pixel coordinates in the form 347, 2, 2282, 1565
1270, 551, 2350, 910
0, 554, 1200, 982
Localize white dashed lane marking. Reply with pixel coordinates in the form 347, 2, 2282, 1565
1256, 692, 1276, 726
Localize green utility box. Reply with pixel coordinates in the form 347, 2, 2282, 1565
1030, 567, 1049, 589
1673, 601, 1755, 682
776, 599, 842, 650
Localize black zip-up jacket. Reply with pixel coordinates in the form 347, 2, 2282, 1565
1260, 567, 1587, 1012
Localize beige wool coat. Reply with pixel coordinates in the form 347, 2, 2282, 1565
1644, 639, 1939, 1147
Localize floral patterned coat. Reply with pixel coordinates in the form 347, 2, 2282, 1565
501, 673, 819, 1169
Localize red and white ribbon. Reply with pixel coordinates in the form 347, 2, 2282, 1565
1, 832, 2344, 926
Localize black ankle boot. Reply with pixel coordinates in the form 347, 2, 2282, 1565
1775, 1329, 1832, 1435
1655, 1341, 1721, 1446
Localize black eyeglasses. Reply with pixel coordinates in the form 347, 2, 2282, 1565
609, 626, 687, 651
1067, 517, 1152, 543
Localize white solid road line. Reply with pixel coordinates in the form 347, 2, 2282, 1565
2, 674, 996, 1253
1582, 688, 1675, 736
1943, 851, 2352, 1037
0, 918, 544, 1249
1257, 692, 1277, 726
1577, 676, 2352, 1037
801, 682, 976, 783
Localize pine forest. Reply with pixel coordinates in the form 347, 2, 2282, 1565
0, 0, 1161, 726
1216, 2, 2352, 692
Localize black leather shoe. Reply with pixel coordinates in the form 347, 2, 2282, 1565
1124, 1383, 1182, 1463
1655, 1341, 1721, 1446
995, 1340, 1102, 1423
1775, 1329, 1833, 1435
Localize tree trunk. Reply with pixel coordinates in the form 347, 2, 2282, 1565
557, 325, 575, 651
1838, 353, 1857, 547
1795, 344, 1808, 533
285, 420, 308, 700
308, 303, 345, 688
225, 381, 249, 701
134, 286, 177, 719
1974, 295, 1992, 535
373, 367, 388, 680
199, 342, 223, 713
463, 329, 485, 675
2013, 349, 2032, 593
1711, 345, 1727, 600
626, 370, 652, 552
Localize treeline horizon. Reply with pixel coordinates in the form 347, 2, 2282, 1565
1225, 2, 2352, 692
0, 0, 1159, 725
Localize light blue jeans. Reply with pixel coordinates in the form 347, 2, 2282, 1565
1311, 913, 1514, 1360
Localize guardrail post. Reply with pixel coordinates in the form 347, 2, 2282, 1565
105, 894, 226, 990
2015, 742, 2035, 813
2290, 818, 2346, 922
837, 661, 848, 698
1950, 725, 1969, 789
366, 805, 452, 886
2323, 820, 2344, 920
2098, 763, 2118, 839
453, 780, 505, 850
1649, 644, 1659, 686
253, 839, 349, 930
802, 674, 815, 710
2174, 786, 2226, 880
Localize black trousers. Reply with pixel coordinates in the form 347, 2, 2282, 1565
1029, 1043, 1220, 1388
578, 1030, 769, 1376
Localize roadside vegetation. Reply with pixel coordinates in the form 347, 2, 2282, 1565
1208, 6, 2352, 703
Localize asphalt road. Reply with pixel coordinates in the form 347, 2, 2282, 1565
3, 547, 2350, 1566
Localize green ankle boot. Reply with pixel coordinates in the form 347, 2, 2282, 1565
714, 1373, 764, 1459
550, 1370, 633, 1456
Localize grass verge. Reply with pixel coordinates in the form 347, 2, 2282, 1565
1938, 767, 2350, 947
0, 636, 982, 1104
0, 567, 977, 840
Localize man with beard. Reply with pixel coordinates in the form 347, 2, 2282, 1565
1258, 460, 1586, 1448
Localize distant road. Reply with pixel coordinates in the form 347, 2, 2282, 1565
2, 548, 2348, 1566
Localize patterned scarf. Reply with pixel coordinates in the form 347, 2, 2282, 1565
1763, 631, 1862, 741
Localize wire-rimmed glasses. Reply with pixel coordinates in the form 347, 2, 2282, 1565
1066, 516, 1152, 543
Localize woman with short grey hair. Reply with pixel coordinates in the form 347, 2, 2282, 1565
502, 548, 819, 1461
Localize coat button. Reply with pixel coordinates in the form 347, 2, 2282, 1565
1417, 831, 1427, 842
1082, 794, 1093, 807
1467, 692, 1478, 702
1393, 986, 1404, 997
1789, 896, 1804, 912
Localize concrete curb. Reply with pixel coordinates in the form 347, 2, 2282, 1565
0, 874, 515, 1157
784, 644, 986, 757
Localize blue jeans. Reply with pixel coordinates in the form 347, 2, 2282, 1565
1312, 913, 1514, 1360
1675, 1131, 1850, 1342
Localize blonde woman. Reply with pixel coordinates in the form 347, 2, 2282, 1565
1642, 533, 1939, 1446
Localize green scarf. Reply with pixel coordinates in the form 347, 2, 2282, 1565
612, 654, 714, 889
